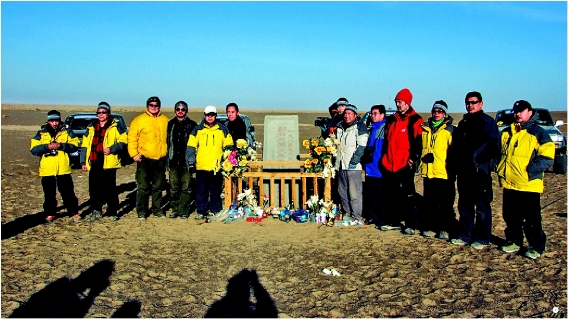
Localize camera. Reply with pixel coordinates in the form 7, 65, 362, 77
314, 117, 329, 128
45, 149, 58, 157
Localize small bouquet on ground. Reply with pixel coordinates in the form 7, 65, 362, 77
302, 135, 339, 178
215, 139, 261, 178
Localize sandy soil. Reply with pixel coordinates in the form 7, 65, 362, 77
1, 106, 566, 318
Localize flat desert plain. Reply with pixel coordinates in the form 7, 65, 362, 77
1, 104, 567, 318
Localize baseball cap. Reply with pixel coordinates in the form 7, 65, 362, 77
204, 105, 217, 114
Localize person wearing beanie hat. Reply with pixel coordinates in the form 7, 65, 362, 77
167, 100, 198, 219
496, 99, 555, 259
326, 97, 350, 139
187, 105, 234, 220
334, 102, 369, 221
418, 100, 456, 239
395, 88, 413, 106
30, 109, 80, 223
379, 88, 424, 235
79, 101, 128, 222
450, 91, 500, 250
128, 96, 169, 219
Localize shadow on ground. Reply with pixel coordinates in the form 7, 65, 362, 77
205, 268, 278, 318
9, 259, 139, 318
1, 182, 136, 240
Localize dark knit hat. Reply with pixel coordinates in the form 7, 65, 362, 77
147, 96, 161, 106
97, 101, 111, 112
344, 104, 357, 114
336, 97, 349, 106
175, 101, 188, 110
395, 88, 413, 105
512, 100, 532, 113
47, 110, 61, 121
432, 100, 448, 114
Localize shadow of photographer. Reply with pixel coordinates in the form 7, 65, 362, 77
205, 268, 278, 318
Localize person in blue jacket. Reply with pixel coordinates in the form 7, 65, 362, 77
362, 104, 387, 227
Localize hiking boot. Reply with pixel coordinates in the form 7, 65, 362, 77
421, 230, 436, 238
154, 212, 166, 219
45, 215, 56, 223
471, 241, 489, 250
451, 238, 467, 246
195, 214, 205, 220
180, 215, 188, 219
500, 242, 520, 253
87, 210, 103, 222
403, 228, 415, 235
70, 214, 82, 222
137, 214, 146, 220
438, 231, 450, 241
169, 212, 179, 219
524, 247, 541, 260
378, 225, 401, 231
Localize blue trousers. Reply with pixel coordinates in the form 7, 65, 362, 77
195, 170, 223, 216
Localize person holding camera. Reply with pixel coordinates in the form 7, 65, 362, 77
362, 104, 387, 227
167, 101, 198, 219
30, 110, 80, 223
418, 100, 456, 240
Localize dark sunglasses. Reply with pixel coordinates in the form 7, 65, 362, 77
465, 100, 480, 105
431, 109, 445, 114
175, 108, 187, 112
205, 113, 216, 117
148, 104, 160, 107
96, 111, 109, 114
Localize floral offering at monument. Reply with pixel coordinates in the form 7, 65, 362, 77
216, 139, 261, 178
302, 135, 339, 178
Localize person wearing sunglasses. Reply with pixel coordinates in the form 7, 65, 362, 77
418, 100, 456, 240
30, 110, 80, 223
79, 101, 128, 222
128, 96, 169, 220
166, 101, 197, 219
449, 91, 500, 250
496, 100, 554, 259
186, 106, 234, 220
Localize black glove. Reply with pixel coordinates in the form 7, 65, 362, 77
422, 153, 435, 164
188, 164, 196, 173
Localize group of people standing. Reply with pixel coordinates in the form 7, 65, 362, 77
31, 97, 247, 224
325, 89, 555, 260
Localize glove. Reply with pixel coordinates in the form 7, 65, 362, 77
422, 153, 435, 164
188, 164, 196, 173
348, 164, 357, 169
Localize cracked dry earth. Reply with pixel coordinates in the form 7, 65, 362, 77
1, 109, 567, 318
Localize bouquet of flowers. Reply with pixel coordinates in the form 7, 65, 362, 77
215, 139, 261, 178
302, 135, 339, 178
305, 194, 337, 223
237, 188, 263, 217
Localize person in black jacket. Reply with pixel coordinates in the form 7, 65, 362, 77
225, 102, 247, 145
167, 101, 197, 219
449, 91, 500, 250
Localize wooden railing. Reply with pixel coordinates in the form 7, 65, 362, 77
223, 160, 331, 209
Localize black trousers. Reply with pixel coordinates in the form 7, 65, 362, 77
421, 177, 456, 233
41, 174, 78, 217
502, 188, 546, 254
455, 170, 493, 244
381, 166, 418, 229
364, 176, 384, 223
89, 166, 118, 215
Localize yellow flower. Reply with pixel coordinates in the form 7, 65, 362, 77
323, 158, 330, 164
312, 158, 319, 165
315, 146, 326, 155
239, 159, 247, 166
304, 159, 312, 168
223, 160, 234, 172
302, 139, 310, 148
326, 146, 334, 153
311, 139, 319, 147
236, 139, 248, 149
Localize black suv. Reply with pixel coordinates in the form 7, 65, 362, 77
495, 108, 566, 174
64, 113, 127, 168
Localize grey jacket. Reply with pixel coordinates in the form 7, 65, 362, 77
334, 120, 369, 171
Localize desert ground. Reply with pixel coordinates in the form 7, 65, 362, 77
1, 104, 566, 318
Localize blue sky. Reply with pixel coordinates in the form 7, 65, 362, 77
2, 1, 566, 112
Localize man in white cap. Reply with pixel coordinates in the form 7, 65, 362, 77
186, 106, 234, 220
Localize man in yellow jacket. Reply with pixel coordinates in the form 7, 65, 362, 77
80, 102, 128, 222
128, 96, 169, 220
30, 110, 80, 223
497, 100, 555, 259
186, 106, 234, 220
418, 100, 456, 240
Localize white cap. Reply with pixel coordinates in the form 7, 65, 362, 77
204, 105, 217, 114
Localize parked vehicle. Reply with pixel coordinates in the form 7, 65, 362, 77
495, 108, 566, 174
63, 113, 127, 168
202, 113, 256, 149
